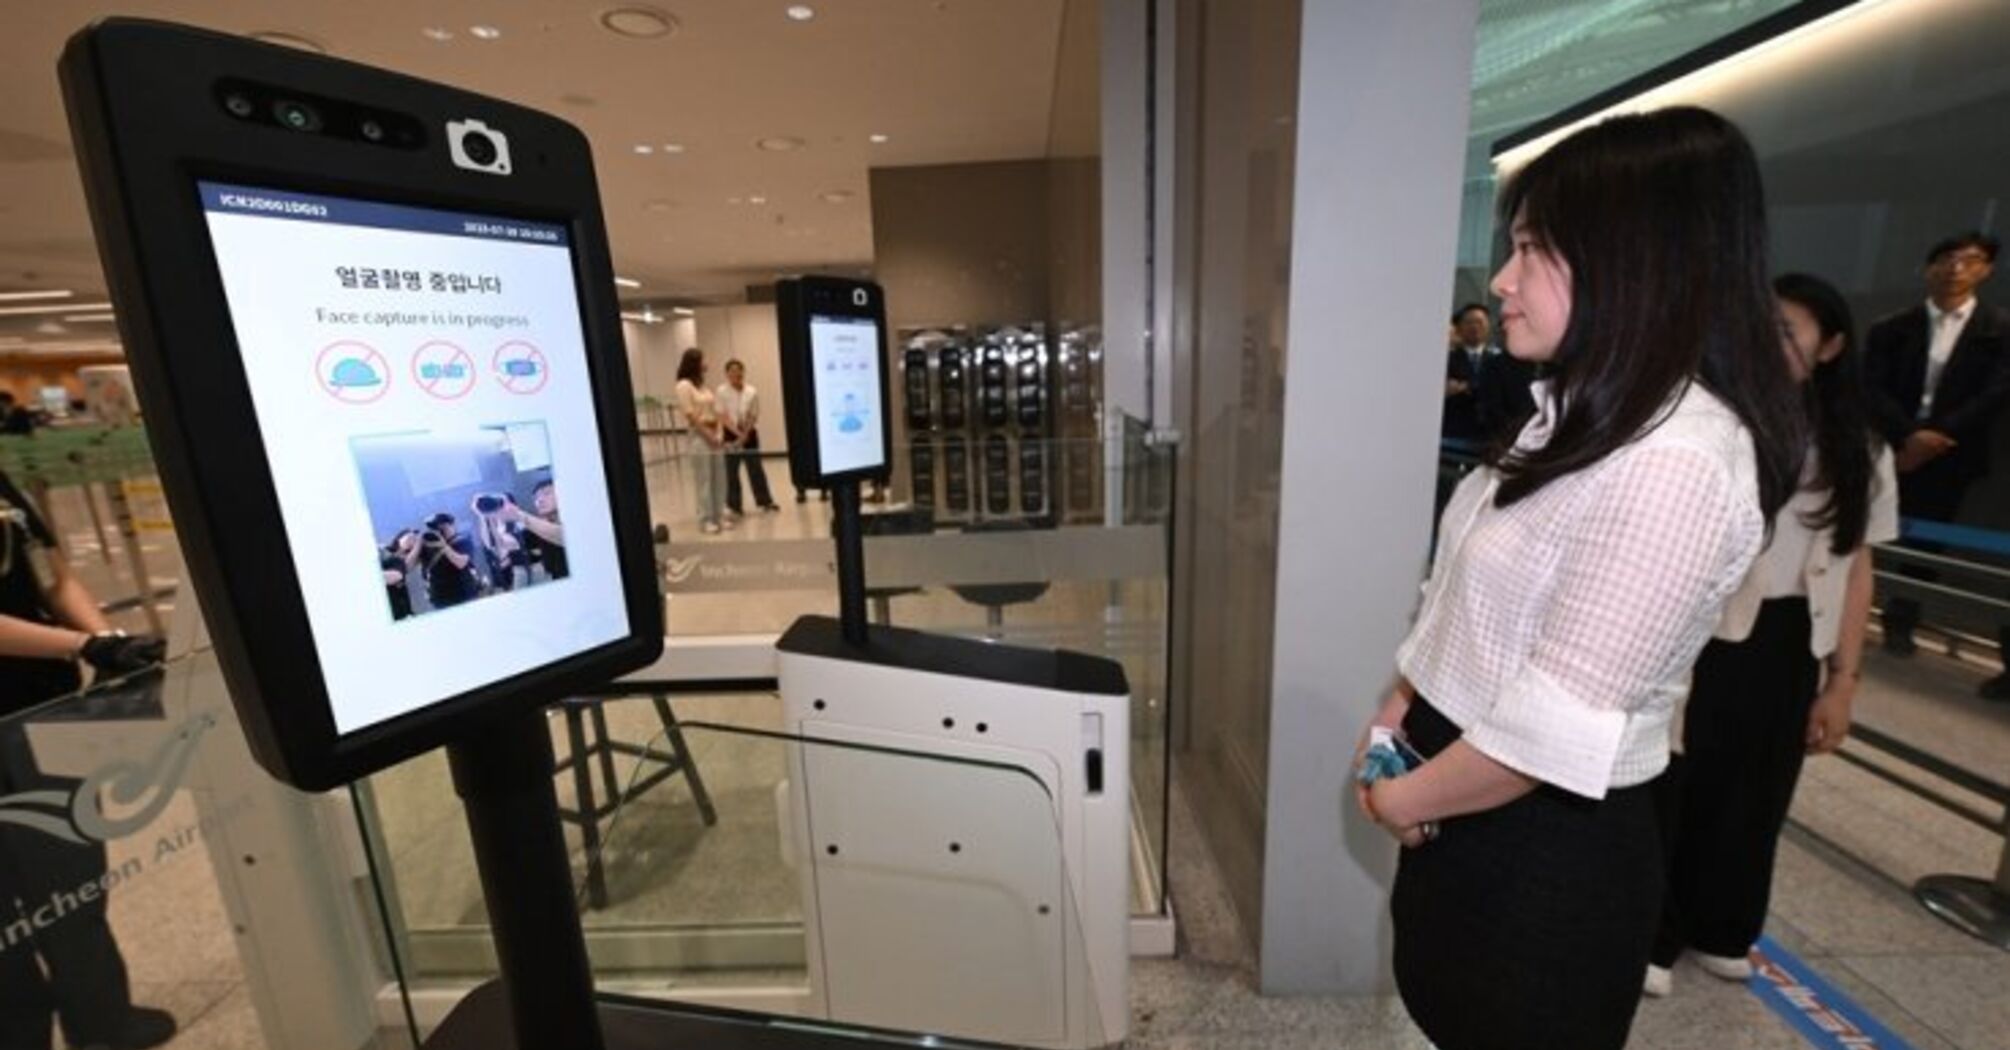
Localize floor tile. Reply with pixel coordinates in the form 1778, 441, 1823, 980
1834, 953, 2010, 1050
1765, 832, 1994, 958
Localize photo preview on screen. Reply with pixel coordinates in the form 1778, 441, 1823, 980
198, 182, 627, 734
354, 420, 569, 622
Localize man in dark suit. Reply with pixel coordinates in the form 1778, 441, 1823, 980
1441, 303, 1534, 448
1863, 231, 2010, 698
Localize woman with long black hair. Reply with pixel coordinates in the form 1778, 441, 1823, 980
1353, 107, 1805, 1049
1645, 272, 1896, 997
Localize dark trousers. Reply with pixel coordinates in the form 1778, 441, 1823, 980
1653, 598, 1819, 967
1392, 699, 1662, 1050
0, 756, 133, 1049
725, 430, 776, 513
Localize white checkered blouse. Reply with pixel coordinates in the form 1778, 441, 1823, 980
1396, 380, 1765, 799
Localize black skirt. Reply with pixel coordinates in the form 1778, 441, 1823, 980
1392, 698, 1663, 1050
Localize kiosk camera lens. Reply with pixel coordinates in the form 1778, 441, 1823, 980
360, 119, 386, 142
223, 93, 256, 119
460, 129, 499, 166
273, 100, 322, 133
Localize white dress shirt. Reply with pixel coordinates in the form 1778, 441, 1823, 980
715, 381, 760, 434
1717, 444, 1900, 658
1920, 297, 1976, 419
1396, 379, 1765, 799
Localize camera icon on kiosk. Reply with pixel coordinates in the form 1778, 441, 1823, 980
447, 118, 511, 176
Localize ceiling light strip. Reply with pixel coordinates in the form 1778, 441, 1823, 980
1492, 0, 1894, 171
0, 302, 113, 317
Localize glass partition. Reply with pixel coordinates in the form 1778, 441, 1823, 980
0, 649, 413, 1050
639, 434, 1176, 918
359, 708, 1114, 1048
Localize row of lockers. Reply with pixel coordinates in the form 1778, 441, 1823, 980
907, 431, 1104, 523
897, 325, 1104, 523
899, 326, 1099, 436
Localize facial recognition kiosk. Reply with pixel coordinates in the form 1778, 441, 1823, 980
773, 279, 1132, 1048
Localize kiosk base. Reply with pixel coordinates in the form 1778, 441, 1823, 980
424, 979, 988, 1049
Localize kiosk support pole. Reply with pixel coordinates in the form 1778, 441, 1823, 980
833, 481, 868, 646
447, 710, 607, 1050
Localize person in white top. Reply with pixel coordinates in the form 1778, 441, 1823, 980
673, 348, 731, 534
715, 359, 779, 515
1352, 108, 1806, 1050
1645, 273, 1900, 998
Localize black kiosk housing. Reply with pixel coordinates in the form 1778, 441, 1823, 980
59, 21, 984, 1050
59, 19, 663, 792
774, 276, 893, 645
774, 276, 895, 489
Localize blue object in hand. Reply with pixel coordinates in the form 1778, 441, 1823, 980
1356, 727, 1425, 785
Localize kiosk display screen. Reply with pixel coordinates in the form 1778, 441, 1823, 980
808, 314, 886, 475
197, 181, 629, 734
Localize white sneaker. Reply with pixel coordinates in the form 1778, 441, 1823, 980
700, 521, 721, 535
1695, 952, 1753, 982
1642, 964, 1673, 998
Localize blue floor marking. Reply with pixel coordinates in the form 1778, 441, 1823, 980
1749, 935, 1919, 1050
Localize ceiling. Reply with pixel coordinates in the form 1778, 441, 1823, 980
0, 0, 1814, 352
0, 0, 1070, 347
1468, 0, 1797, 144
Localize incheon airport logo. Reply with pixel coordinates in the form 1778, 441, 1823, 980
0, 712, 215, 846
664, 553, 705, 584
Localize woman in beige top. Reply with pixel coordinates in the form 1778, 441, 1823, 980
674, 348, 730, 534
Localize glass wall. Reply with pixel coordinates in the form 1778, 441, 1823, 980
334, 0, 1176, 1026
1163, 0, 1304, 942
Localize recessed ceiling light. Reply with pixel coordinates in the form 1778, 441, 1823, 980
422, 27, 455, 41
642, 199, 678, 212
786, 5, 817, 21
250, 31, 327, 54
756, 136, 805, 152
672, 307, 696, 317
0, 290, 73, 302
661, 143, 685, 154
633, 144, 655, 155
868, 133, 890, 144
614, 276, 642, 288
63, 314, 116, 323
748, 195, 769, 205
818, 190, 856, 204
469, 25, 503, 40
727, 197, 744, 205
600, 6, 680, 39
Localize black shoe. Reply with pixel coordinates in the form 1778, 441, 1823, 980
795, 491, 807, 504
71, 1006, 177, 1050
1980, 674, 2010, 701
1883, 631, 1916, 656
